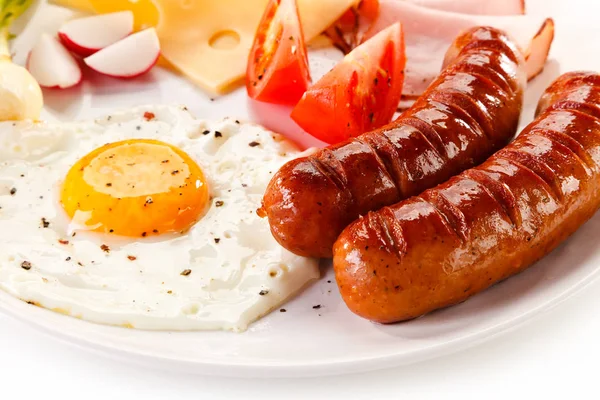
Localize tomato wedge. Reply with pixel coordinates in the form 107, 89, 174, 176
246, 0, 311, 105
291, 23, 405, 144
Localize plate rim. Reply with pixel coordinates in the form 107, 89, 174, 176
1, 261, 598, 378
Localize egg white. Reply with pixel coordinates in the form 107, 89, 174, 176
0, 105, 319, 332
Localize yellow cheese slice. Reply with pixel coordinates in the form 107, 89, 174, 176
90, 0, 159, 29
49, 0, 359, 94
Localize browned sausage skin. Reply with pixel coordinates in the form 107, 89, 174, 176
261, 26, 526, 258
333, 72, 600, 323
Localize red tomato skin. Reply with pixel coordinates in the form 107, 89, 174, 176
246, 0, 311, 105
359, 0, 380, 21
291, 23, 406, 144
251, 48, 310, 104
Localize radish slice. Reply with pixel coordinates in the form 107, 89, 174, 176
27, 33, 82, 89
83, 28, 160, 79
58, 11, 134, 57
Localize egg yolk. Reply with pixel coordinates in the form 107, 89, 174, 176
61, 139, 208, 237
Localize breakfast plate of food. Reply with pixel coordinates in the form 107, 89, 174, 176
1, 0, 599, 378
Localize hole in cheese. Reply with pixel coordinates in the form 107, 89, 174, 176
209, 30, 241, 50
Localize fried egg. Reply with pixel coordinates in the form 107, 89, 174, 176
0, 105, 319, 332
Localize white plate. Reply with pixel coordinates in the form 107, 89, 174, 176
2, 1, 600, 378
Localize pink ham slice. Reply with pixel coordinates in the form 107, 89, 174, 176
522, 19, 554, 80
405, 0, 525, 15
367, 1, 554, 97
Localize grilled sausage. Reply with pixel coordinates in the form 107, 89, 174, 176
333, 71, 600, 323
261, 26, 526, 258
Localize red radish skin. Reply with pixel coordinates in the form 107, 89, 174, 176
58, 31, 96, 57
58, 11, 134, 57
27, 34, 82, 89
58, 32, 100, 57
87, 52, 160, 79
83, 28, 160, 79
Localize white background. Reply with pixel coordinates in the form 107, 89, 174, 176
2, 1, 599, 399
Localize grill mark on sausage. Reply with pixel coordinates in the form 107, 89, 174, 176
401, 117, 448, 159
418, 192, 469, 242
557, 77, 600, 102
428, 71, 513, 142
534, 76, 600, 115
564, 108, 600, 127
500, 149, 562, 201
381, 128, 415, 196
462, 70, 513, 105
459, 37, 521, 66
450, 62, 514, 99
367, 208, 407, 256
495, 151, 563, 202
533, 109, 600, 172
360, 133, 408, 199
476, 48, 521, 91
463, 169, 521, 227
529, 128, 594, 174
445, 52, 515, 96
533, 109, 600, 161
428, 90, 490, 142
561, 73, 600, 88
352, 137, 400, 197
563, 84, 600, 100
546, 99, 600, 121
310, 153, 349, 196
